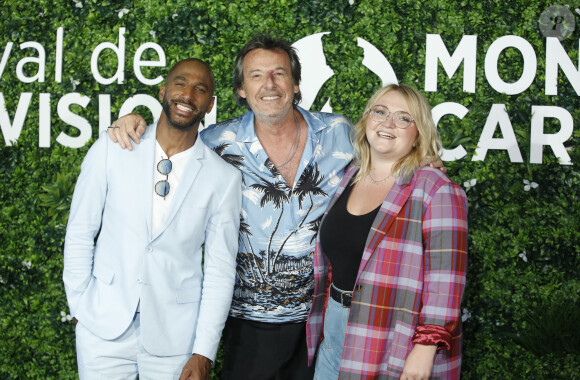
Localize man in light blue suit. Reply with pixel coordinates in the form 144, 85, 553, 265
63, 58, 242, 380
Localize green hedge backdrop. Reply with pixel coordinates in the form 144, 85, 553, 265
1, 0, 579, 378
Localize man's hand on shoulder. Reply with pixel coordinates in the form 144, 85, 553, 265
421, 157, 447, 173
106, 113, 147, 151
178, 354, 211, 380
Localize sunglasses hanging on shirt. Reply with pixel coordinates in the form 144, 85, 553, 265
155, 158, 172, 199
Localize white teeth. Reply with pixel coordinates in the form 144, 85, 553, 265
262, 96, 280, 100
378, 132, 395, 138
176, 104, 192, 112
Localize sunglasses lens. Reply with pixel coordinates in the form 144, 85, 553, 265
157, 159, 172, 175
155, 158, 172, 198
155, 180, 170, 197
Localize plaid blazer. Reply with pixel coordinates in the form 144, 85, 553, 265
306, 165, 468, 379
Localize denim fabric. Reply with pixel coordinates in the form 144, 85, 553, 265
313, 296, 351, 380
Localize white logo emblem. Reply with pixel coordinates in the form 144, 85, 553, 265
293, 32, 399, 112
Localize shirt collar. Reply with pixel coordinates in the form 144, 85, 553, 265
235, 106, 330, 144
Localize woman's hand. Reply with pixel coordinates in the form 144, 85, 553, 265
400, 344, 437, 380
107, 113, 147, 151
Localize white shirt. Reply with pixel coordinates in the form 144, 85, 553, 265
151, 140, 194, 237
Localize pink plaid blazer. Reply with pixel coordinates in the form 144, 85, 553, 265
306, 165, 468, 379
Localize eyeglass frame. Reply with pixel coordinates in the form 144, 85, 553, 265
368, 105, 415, 129
155, 158, 172, 199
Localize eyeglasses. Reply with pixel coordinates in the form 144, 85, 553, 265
368, 105, 415, 129
155, 158, 172, 199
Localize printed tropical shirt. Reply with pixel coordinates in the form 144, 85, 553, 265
200, 106, 353, 322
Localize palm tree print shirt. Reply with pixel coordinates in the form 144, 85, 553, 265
200, 107, 354, 322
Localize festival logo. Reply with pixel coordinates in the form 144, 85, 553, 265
292, 32, 398, 112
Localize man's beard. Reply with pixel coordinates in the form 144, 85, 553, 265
162, 96, 205, 131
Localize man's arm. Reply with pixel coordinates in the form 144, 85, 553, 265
190, 167, 242, 362
107, 113, 148, 150
63, 134, 109, 316
177, 168, 241, 377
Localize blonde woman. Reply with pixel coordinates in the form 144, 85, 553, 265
306, 84, 468, 379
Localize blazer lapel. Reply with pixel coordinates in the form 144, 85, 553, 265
357, 174, 413, 278
138, 124, 158, 243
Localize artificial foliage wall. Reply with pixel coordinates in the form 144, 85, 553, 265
1, 0, 579, 378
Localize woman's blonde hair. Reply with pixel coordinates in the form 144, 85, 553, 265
351, 84, 442, 183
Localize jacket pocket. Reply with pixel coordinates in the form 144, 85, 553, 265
175, 286, 202, 303
93, 263, 114, 285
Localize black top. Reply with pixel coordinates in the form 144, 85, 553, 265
319, 180, 381, 291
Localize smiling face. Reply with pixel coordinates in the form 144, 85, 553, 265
159, 60, 215, 131
365, 90, 418, 162
236, 48, 299, 124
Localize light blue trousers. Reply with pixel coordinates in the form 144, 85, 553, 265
75, 313, 191, 380
313, 296, 351, 380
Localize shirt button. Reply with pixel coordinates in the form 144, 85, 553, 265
137, 277, 142, 284
356, 284, 363, 291
147, 247, 153, 253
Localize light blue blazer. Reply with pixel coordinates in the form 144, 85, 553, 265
63, 123, 242, 360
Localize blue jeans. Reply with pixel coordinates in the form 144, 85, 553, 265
313, 295, 351, 380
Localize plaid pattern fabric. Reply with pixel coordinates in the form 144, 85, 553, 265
306, 165, 468, 379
